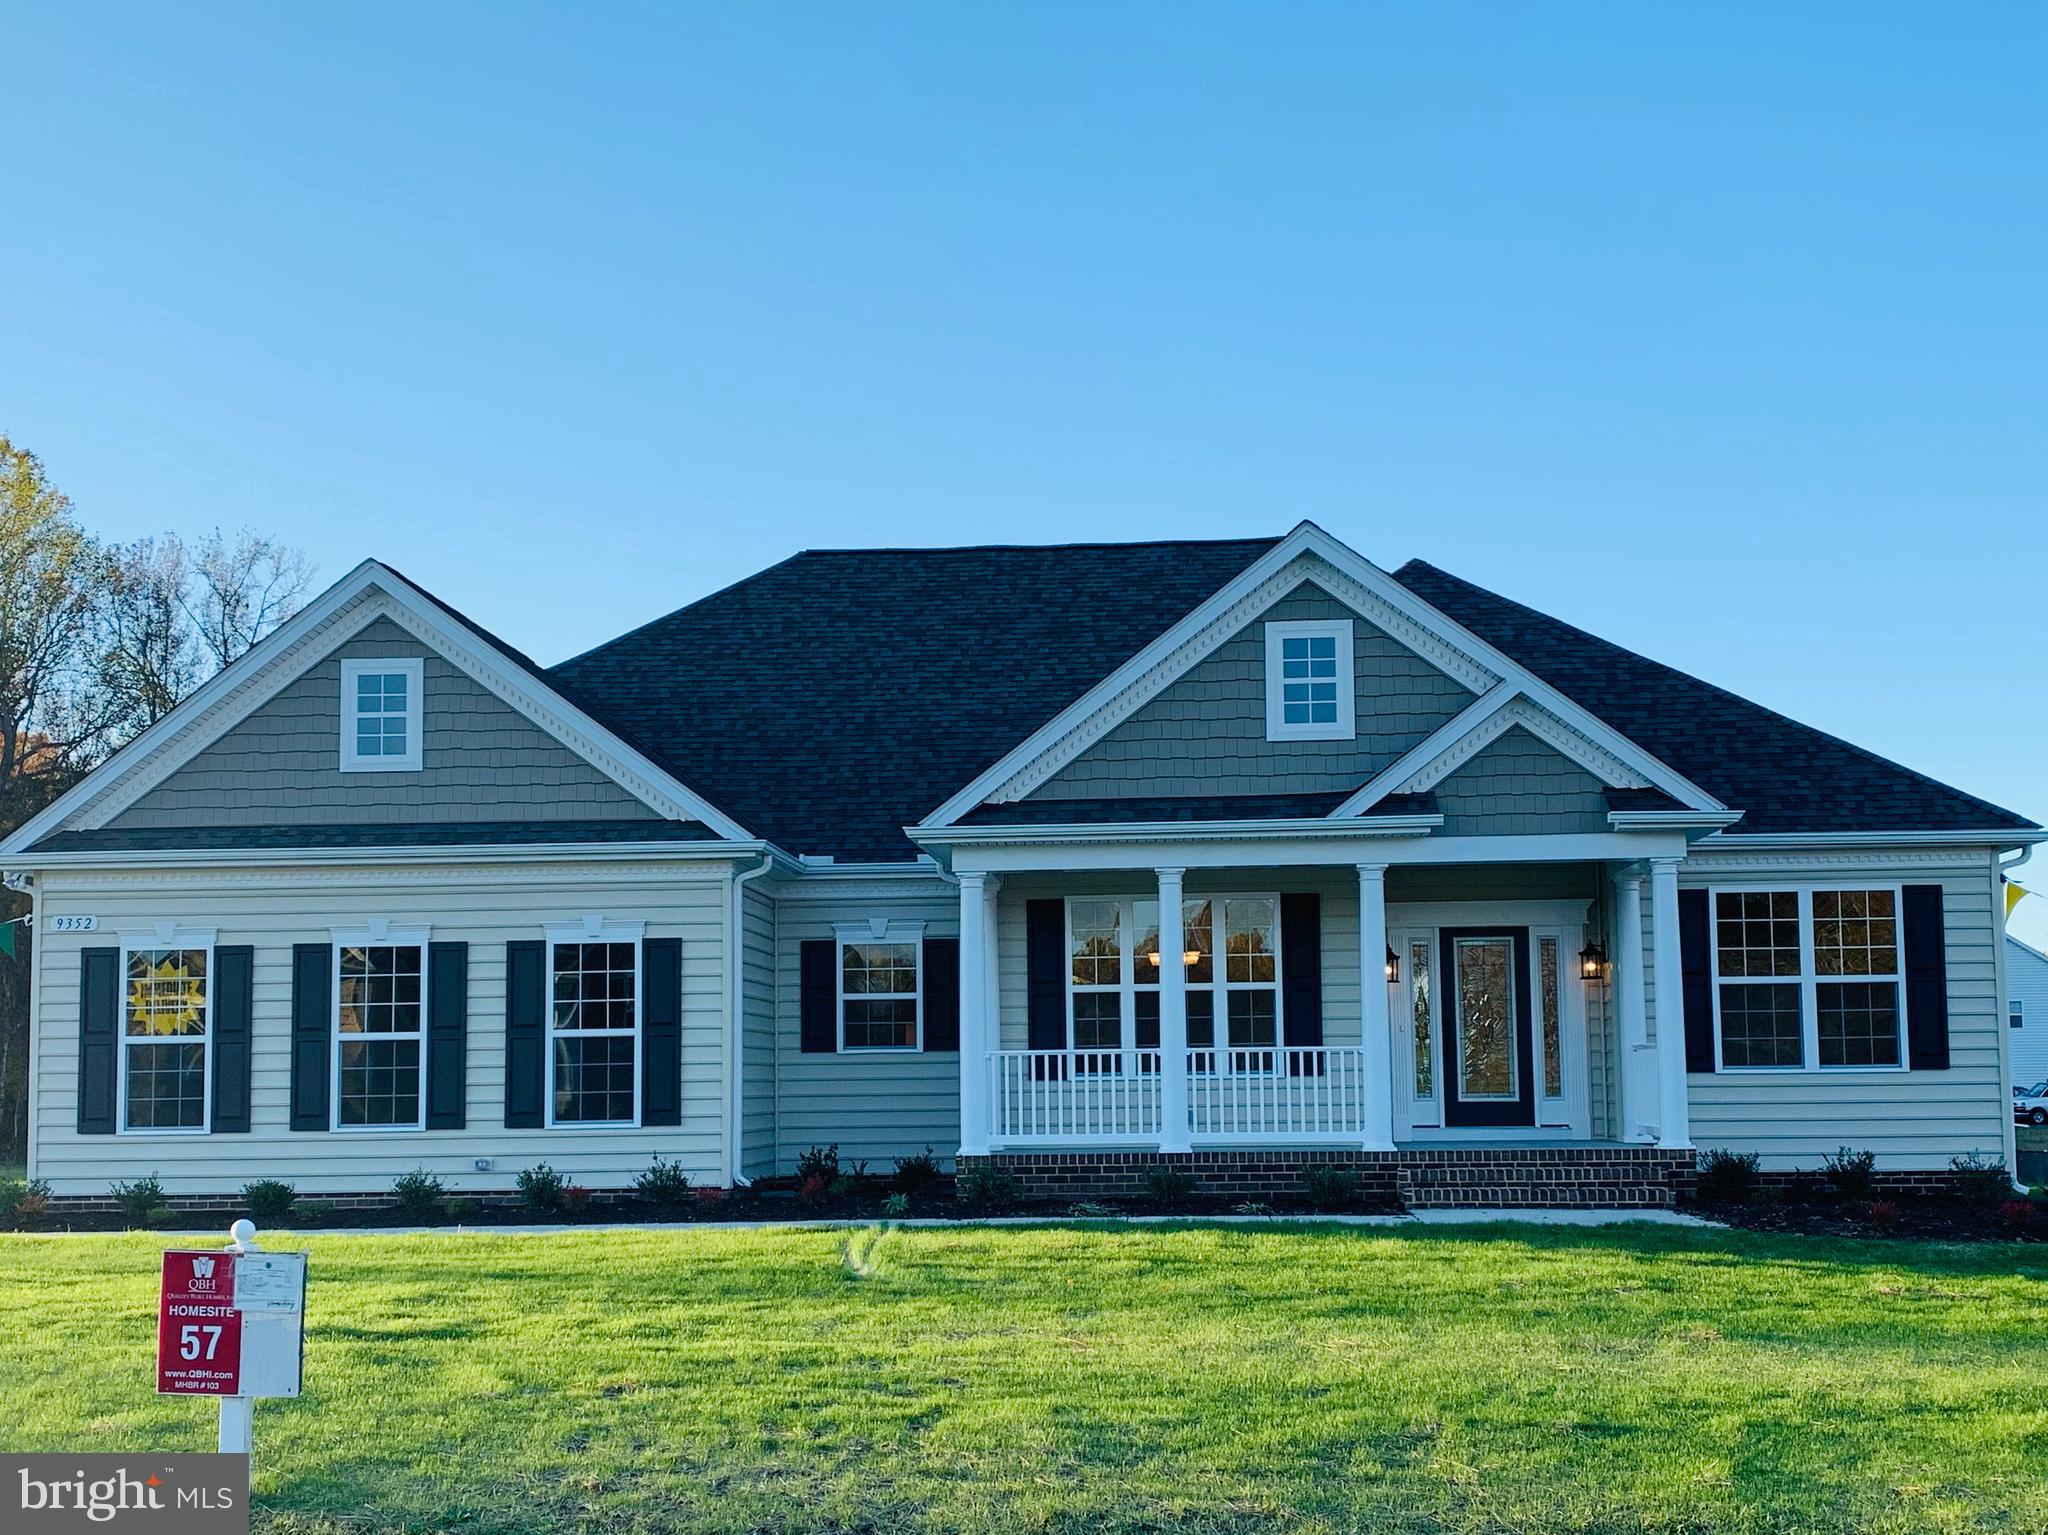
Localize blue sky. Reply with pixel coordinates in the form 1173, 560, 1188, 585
3, 5, 2044, 935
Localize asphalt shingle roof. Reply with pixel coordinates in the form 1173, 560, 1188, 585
31, 820, 712, 854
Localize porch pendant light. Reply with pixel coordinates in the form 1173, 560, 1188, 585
1384, 945, 1400, 983
1183, 948, 1202, 966
1579, 939, 1607, 981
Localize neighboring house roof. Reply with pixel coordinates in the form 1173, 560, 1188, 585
1391, 561, 2038, 837
549, 538, 1282, 862
29, 820, 713, 854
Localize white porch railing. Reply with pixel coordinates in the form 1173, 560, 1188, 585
991, 1046, 1369, 1144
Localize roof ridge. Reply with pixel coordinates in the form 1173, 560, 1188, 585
791, 534, 1286, 557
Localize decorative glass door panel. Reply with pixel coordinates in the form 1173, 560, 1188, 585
1438, 927, 1535, 1127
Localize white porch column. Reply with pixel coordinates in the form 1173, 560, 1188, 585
956, 872, 993, 1158
1156, 866, 1192, 1153
1613, 872, 1655, 1142
1649, 856, 1692, 1150
1357, 863, 1396, 1151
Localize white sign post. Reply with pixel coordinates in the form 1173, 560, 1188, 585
157, 1219, 307, 1466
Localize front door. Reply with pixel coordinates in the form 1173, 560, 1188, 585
1439, 927, 1536, 1127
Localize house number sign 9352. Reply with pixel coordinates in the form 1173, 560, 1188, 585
48, 915, 97, 932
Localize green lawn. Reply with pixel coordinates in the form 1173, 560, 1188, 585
3, 1222, 2044, 1534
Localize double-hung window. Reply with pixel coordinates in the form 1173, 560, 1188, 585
332, 926, 428, 1128
1064, 895, 1281, 1072
120, 933, 214, 1132
836, 922, 922, 1050
546, 922, 642, 1124
1264, 619, 1354, 741
1712, 888, 1904, 1071
340, 657, 423, 772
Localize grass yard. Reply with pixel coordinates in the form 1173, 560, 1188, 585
3, 1222, 2045, 1535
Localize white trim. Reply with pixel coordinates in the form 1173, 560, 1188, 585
1330, 684, 1517, 817
542, 918, 646, 1129
834, 920, 924, 1052
1706, 883, 1909, 1075
328, 924, 432, 1133
1263, 619, 1355, 742
339, 657, 424, 773
1693, 829, 2047, 852
114, 926, 218, 1137
0, 560, 756, 857
12, 841, 785, 873
946, 829, 1693, 875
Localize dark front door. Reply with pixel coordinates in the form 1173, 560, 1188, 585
1439, 927, 1535, 1127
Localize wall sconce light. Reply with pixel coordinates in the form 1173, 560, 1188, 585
1384, 945, 1400, 983
1579, 940, 1607, 981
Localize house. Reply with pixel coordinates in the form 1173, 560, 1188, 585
3, 523, 2039, 1209
2009, 934, 2048, 1091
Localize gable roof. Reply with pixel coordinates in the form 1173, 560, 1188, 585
1390, 560, 2038, 836
549, 538, 1281, 862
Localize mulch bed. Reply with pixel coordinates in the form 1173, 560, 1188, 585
1688, 1191, 2048, 1243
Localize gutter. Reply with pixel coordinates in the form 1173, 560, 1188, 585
725, 853, 775, 1189
907, 813, 1446, 848
1689, 828, 2048, 853
3, 839, 793, 875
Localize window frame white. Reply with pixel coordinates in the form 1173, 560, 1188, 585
832, 920, 925, 1052
115, 926, 217, 1137
1263, 618, 1355, 742
329, 923, 431, 1133
543, 918, 645, 1129
339, 657, 425, 773
1708, 884, 1909, 1075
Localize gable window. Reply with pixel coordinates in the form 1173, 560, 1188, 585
332, 926, 427, 1129
340, 657, 424, 772
836, 922, 922, 1050
120, 932, 214, 1132
1712, 888, 1904, 1072
1064, 895, 1282, 1072
1264, 619, 1354, 742
546, 921, 643, 1125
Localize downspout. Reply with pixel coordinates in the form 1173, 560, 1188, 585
1998, 845, 2034, 1191
725, 854, 774, 1188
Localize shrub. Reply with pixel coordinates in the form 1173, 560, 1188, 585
634, 1156, 693, 1210
693, 1185, 728, 1211
881, 1192, 911, 1219
7, 1180, 51, 1230
146, 1204, 179, 1228
1071, 1200, 1115, 1218
795, 1145, 840, 1183
1302, 1164, 1359, 1213
561, 1185, 592, 1214
1144, 1168, 1197, 1205
797, 1172, 832, 1207
1694, 1149, 1761, 1203
1999, 1199, 2035, 1234
443, 1198, 481, 1223
956, 1164, 1019, 1210
390, 1167, 445, 1219
296, 1199, 337, 1225
1950, 1152, 2012, 1207
110, 1173, 165, 1227
893, 1147, 943, 1197
242, 1179, 297, 1225
1822, 1146, 1878, 1201
516, 1163, 566, 1213
1867, 1199, 1901, 1231
828, 1174, 858, 1201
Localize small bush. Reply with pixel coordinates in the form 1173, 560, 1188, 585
242, 1179, 297, 1225
1822, 1146, 1878, 1201
1233, 1200, 1275, 1217
1867, 1199, 1901, 1231
1950, 1152, 2011, 1206
1302, 1164, 1359, 1213
110, 1173, 165, 1227
634, 1156, 693, 1210
1746, 1183, 1785, 1209
828, 1174, 858, 1201
390, 1167, 445, 1219
146, 1203, 178, 1228
561, 1185, 592, 1214
1694, 1149, 1761, 1203
8, 1180, 52, 1230
893, 1147, 943, 1197
957, 1164, 1019, 1210
443, 1198, 481, 1223
795, 1145, 840, 1183
693, 1185, 728, 1211
797, 1172, 832, 1207
1144, 1168, 1197, 1205
881, 1192, 910, 1219
1999, 1199, 2034, 1234
516, 1163, 566, 1213
296, 1199, 337, 1225
1071, 1200, 1116, 1218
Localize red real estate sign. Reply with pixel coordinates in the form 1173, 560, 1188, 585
157, 1250, 243, 1395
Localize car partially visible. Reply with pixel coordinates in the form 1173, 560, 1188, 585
2016, 1083, 2048, 1127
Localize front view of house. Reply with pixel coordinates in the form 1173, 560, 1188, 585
6, 524, 2038, 1207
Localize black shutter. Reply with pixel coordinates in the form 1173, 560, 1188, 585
1903, 884, 1950, 1070
504, 939, 546, 1127
1280, 894, 1323, 1064
1677, 888, 1715, 1073
641, 937, 682, 1125
923, 937, 960, 1052
76, 947, 119, 1135
289, 943, 331, 1130
211, 945, 253, 1133
1026, 900, 1066, 1053
799, 939, 837, 1053
426, 941, 468, 1129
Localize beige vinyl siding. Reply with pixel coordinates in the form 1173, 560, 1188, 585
740, 880, 778, 1178
773, 881, 959, 1173
1677, 852, 2007, 1170
28, 860, 731, 1196
110, 618, 658, 830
